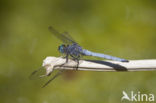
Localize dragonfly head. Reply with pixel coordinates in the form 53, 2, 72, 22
58, 44, 66, 53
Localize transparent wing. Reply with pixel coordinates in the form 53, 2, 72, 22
48, 26, 77, 44
42, 70, 64, 88
29, 67, 46, 79
62, 31, 76, 43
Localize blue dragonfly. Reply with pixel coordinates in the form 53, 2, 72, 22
31, 26, 129, 87
48, 26, 129, 63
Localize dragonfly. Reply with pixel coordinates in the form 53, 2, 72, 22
49, 26, 129, 63
31, 26, 129, 87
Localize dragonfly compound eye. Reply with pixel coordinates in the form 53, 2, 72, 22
58, 44, 66, 53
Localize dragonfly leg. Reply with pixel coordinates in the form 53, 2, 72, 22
65, 53, 69, 63
75, 58, 79, 70
70, 55, 80, 70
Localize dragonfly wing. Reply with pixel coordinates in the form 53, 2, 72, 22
29, 67, 46, 79
42, 70, 64, 88
48, 26, 76, 44
62, 31, 76, 43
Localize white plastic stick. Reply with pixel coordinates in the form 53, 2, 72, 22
42, 56, 156, 75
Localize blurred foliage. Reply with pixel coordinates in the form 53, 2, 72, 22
0, 0, 156, 103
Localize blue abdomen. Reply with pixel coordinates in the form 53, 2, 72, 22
82, 49, 128, 62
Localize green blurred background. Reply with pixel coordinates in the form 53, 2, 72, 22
0, 0, 156, 103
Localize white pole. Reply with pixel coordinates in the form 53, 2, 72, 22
42, 57, 156, 76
